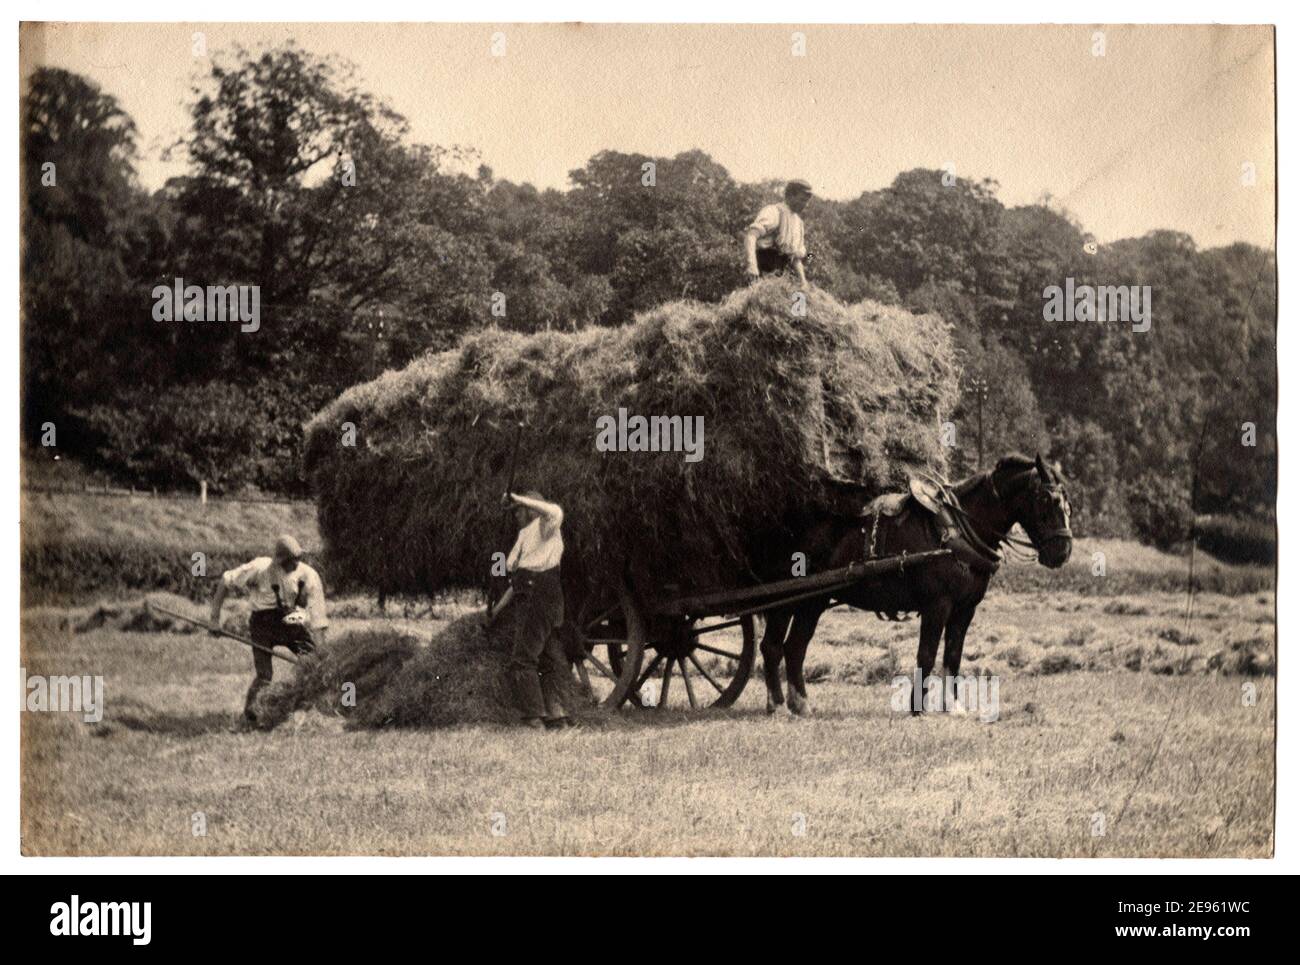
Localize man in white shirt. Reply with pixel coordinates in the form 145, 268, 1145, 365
744, 179, 812, 287
502, 490, 574, 730
209, 534, 328, 729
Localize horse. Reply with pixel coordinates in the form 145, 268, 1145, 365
755, 453, 1073, 716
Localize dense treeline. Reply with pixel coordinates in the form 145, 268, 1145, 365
21, 44, 1275, 549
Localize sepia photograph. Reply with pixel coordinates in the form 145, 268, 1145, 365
13, 14, 1279, 868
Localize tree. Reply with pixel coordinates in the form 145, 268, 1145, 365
842, 168, 1015, 319
19, 58, 1276, 522
166, 43, 449, 379
21, 68, 163, 444
565, 150, 757, 318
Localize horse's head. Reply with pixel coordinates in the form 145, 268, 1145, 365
997, 453, 1073, 568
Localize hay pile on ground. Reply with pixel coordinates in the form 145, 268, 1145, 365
306, 279, 957, 596
252, 612, 587, 729
70, 594, 251, 634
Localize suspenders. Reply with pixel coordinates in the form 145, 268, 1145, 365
271, 573, 309, 614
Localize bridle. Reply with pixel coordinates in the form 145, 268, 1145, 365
992, 469, 1073, 562
923, 468, 1072, 565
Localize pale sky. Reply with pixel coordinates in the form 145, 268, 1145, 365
20, 22, 1276, 248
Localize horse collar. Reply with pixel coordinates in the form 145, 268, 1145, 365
933, 479, 1004, 575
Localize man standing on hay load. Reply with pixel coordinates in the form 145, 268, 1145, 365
500, 490, 576, 730
744, 178, 812, 287
209, 534, 328, 731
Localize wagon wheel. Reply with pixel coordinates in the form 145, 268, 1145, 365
571, 579, 646, 710
640, 614, 757, 710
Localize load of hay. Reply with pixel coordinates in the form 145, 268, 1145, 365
305, 279, 957, 598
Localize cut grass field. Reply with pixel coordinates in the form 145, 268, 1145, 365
19, 483, 1275, 856
21, 594, 1274, 857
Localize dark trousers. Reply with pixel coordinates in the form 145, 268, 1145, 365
509, 567, 568, 720
243, 609, 317, 719
757, 247, 791, 275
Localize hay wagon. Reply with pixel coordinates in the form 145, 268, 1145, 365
569, 549, 949, 710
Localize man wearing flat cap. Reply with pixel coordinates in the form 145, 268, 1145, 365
744, 179, 812, 286
209, 533, 328, 729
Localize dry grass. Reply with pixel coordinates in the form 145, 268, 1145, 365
21, 490, 319, 553
802, 590, 1275, 682
304, 278, 958, 596
21, 591, 1274, 857
20, 490, 320, 605
249, 613, 587, 730
995, 537, 1273, 596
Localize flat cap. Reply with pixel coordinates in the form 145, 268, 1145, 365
273, 534, 304, 558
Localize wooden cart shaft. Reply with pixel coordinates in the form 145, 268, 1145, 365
658, 548, 952, 619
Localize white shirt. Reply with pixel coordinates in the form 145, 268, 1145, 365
747, 202, 806, 259
222, 557, 329, 629
507, 511, 564, 572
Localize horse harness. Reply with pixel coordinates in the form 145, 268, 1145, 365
847, 468, 1070, 621
860, 475, 1004, 577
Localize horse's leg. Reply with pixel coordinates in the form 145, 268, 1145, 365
760, 609, 793, 714
912, 602, 951, 715
783, 603, 825, 717
941, 603, 977, 714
